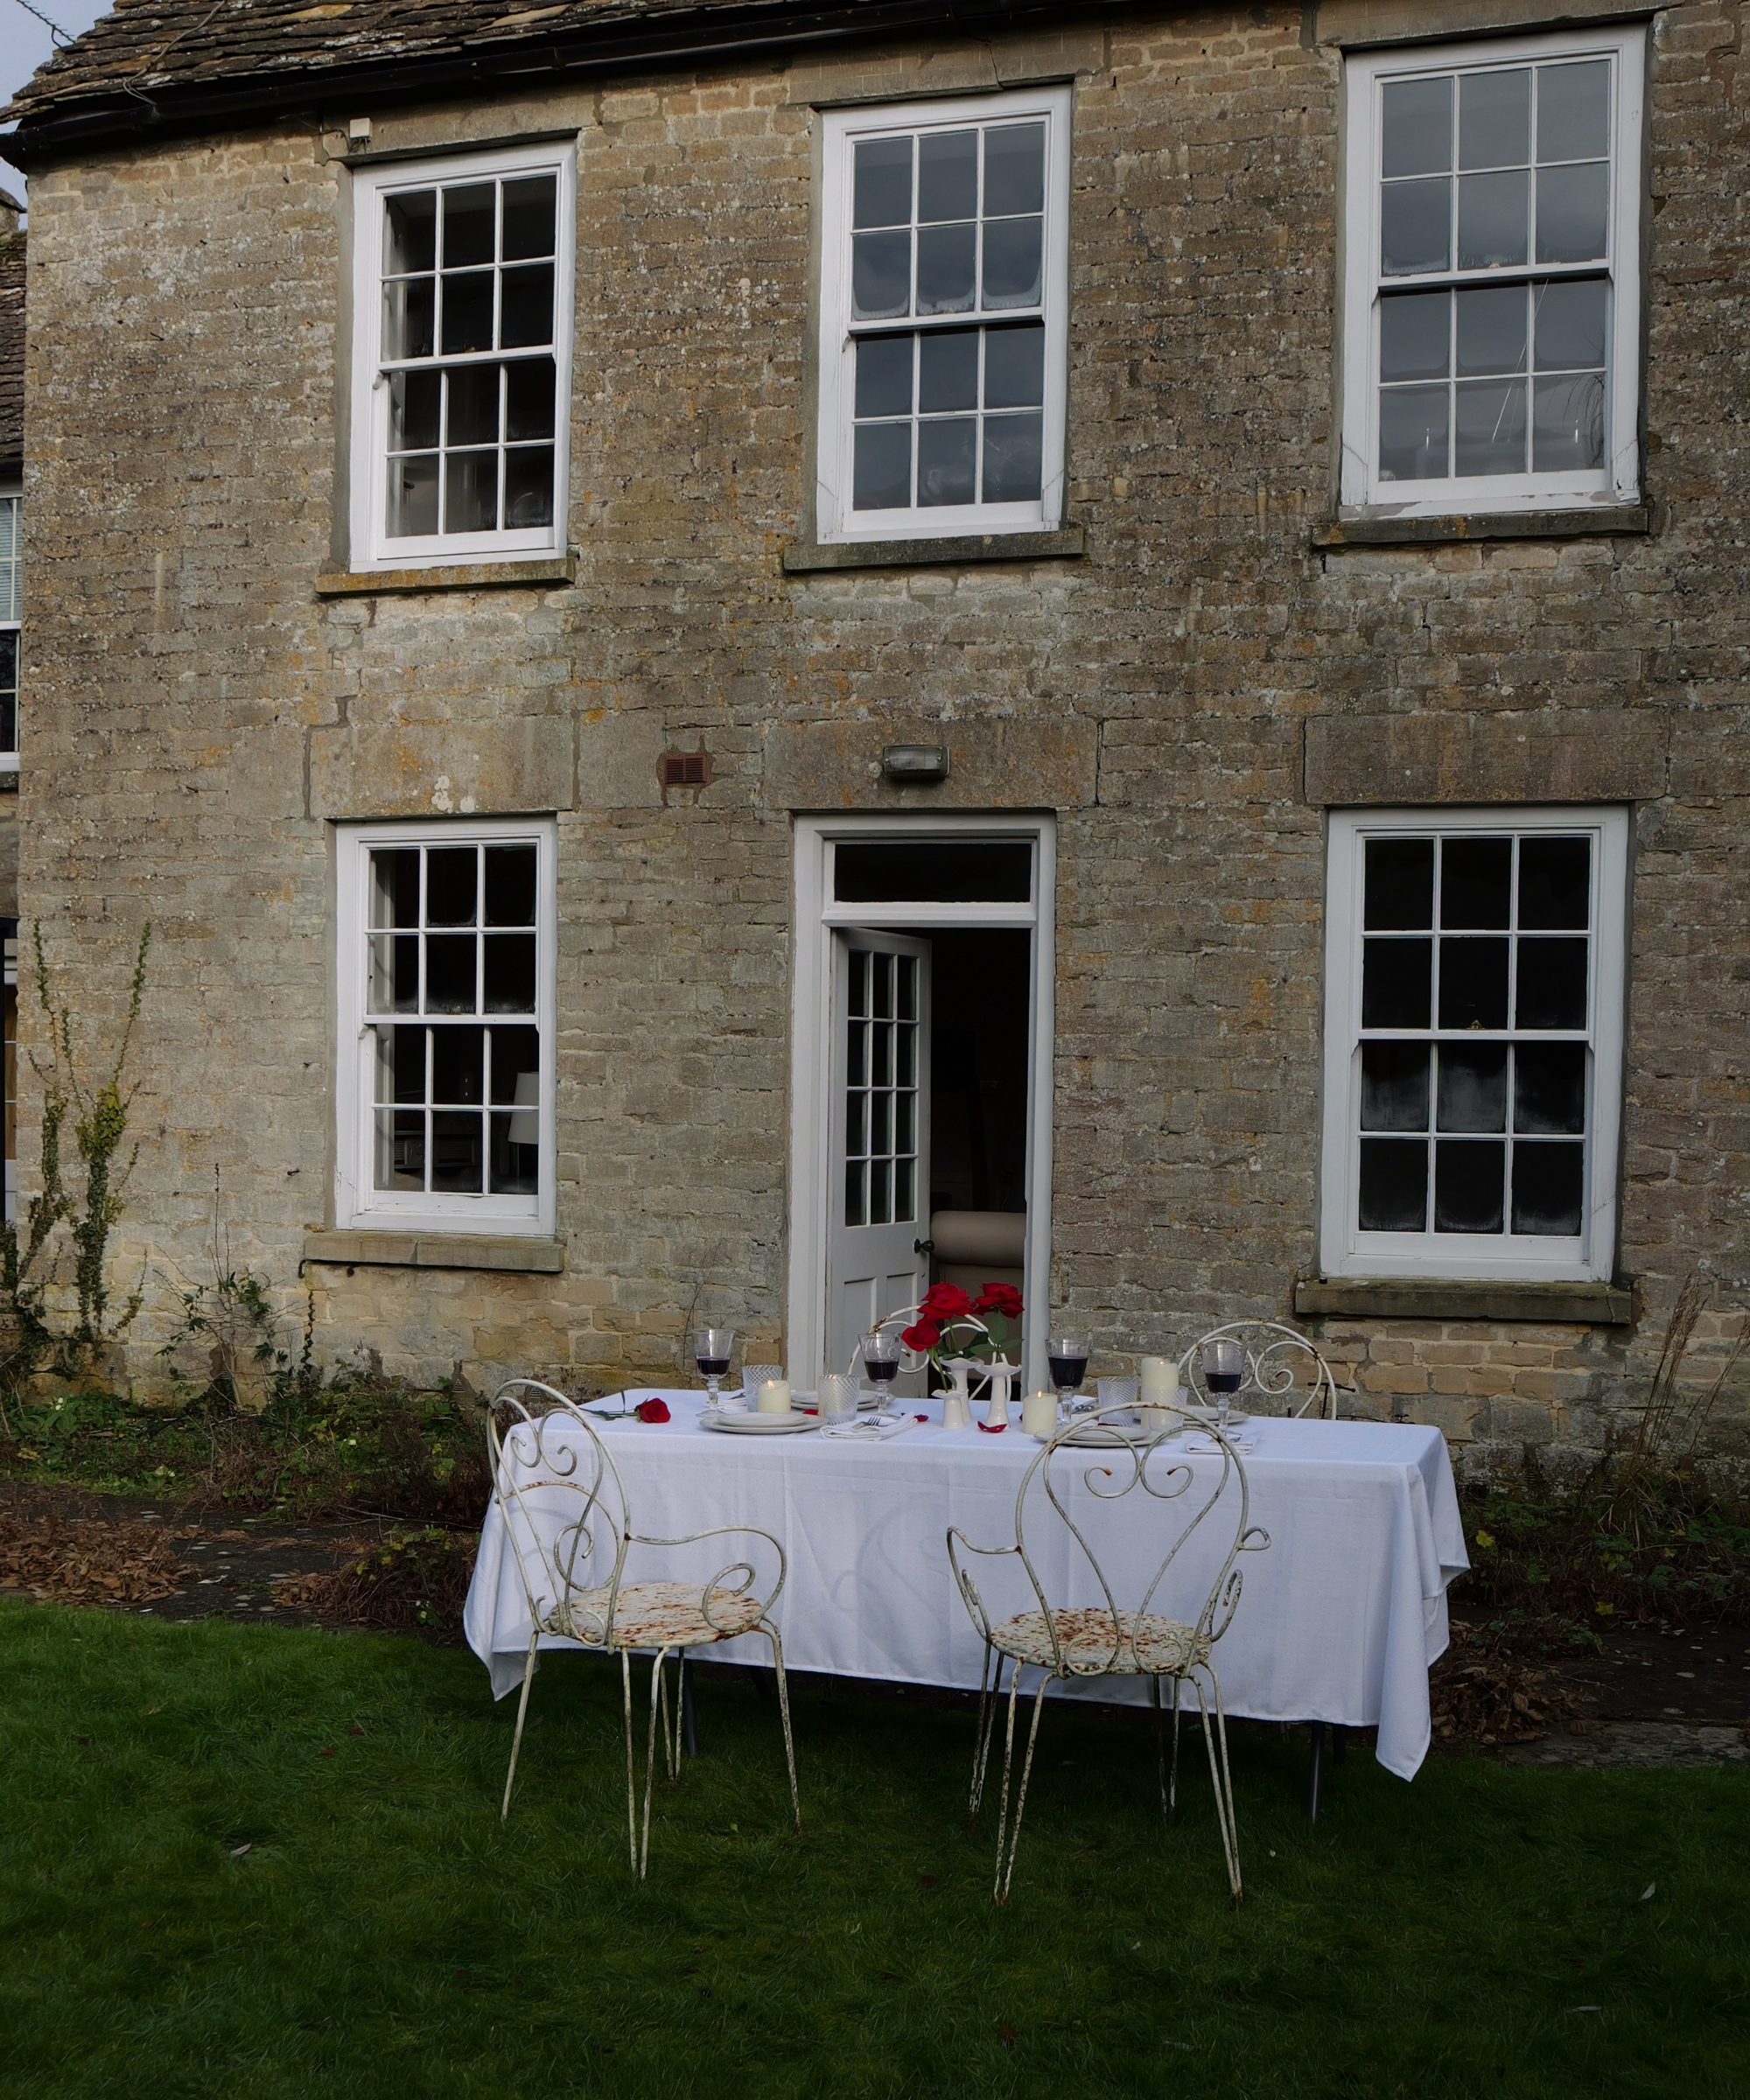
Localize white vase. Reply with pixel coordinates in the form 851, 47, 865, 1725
939, 1358, 976, 1432
984, 1361, 1016, 1430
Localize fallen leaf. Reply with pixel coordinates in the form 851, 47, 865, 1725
1639, 1883, 1656, 1901
998, 2025, 1018, 2051
347, 1724, 366, 1737
1570, 2006, 1604, 2014
918, 1873, 939, 1889
229, 1843, 252, 1858
318, 1746, 337, 1758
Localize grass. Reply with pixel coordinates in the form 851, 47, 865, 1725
2, 1606, 1746, 2100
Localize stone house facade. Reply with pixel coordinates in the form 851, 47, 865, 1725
3, 0, 1746, 1468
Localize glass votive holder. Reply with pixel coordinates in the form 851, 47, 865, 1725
1096, 1376, 1140, 1419
739, 1363, 781, 1410
819, 1373, 858, 1424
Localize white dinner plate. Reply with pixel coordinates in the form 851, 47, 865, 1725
700, 1410, 819, 1435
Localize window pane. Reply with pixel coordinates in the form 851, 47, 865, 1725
1435, 1140, 1505, 1231
1457, 169, 1528, 270
484, 933, 537, 1013
484, 844, 537, 926
1454, 379, 1526, 476
1536, 162, 1609, 264
389, 369, 442, 452
844, 1159, 866, 1227
1532, 371, 1605, 472
853, 136, 913, 229
984, 322, 1046, 407
852, 229, 912, 320
984, 123, 1046, 216
1379, 383, 1448, 480
440, 271, 495, 355
897, 955, 917, 1022
431, 1110, 485, 1194
849, 949, 870, 1017
1518, 837, 1590, 928
504, 447, 555, 528
847, 1021, 866, 1086
834, 841, 1032, 903
370, 848, 422, 929
846, 1089, 867, 1155
873, 956, 892, 1020
1534, 277, 1607, 371
918, 418, 976, 506
982, 216, 1042, 307
1381, 291, 1451, 382
1456, 285, 1527, 376
424, 934, 477, 1013
444, 452, 499, 534
870, 1158, 892, 1226
1361, 1042, 1430, 1131
442, 184, 495, 269
1516, 938, 1587, 1029
489, 1024, 542, 1103
1437, 1043, 1508, 1132
1511, 1141, 1584, 1236
1460, 68, 1530, 170
387, 454, 439, 536
1359, 1138, 1428, 1230
501, 175, 556, 260
505, 357, 557, 440
872, 1025, 892, 1087
853, 423, 912, 509
376, 1108, 426, 1191
1382, 76, 1452, 178
1362, 938, 1432, 1029
918, 130, 977, 222
1438, 937, 1508, 1029
375, 1024, 427, 1104
431, 1026, 485, 1105
368, 933, 420, 1014
446, 365, 500, 447
871, 1090, 892, 1158
982, 413, 1043, 503
919, 328, 978, 411
382, 279, 435, 361
856, 334, 914, 418
894, 1155, 916, 1222
1538, 60, 1610, 163
426, 848, 477, 924
1440, 837, 1511, 927
490, 1110, 541, 1195
384, 189, 438, 276
1514, 1042, 1586, 1134
1364, 837, 1434, 929
499, 263, 554, 348
1382, 178, 1451, 275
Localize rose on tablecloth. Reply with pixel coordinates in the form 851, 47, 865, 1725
635, 1398, 671, 1424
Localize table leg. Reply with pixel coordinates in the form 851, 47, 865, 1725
682, 1658, 699, 1760
1307, 1721, 1326, 1822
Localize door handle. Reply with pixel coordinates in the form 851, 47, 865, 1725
914, 1238, 934, 1256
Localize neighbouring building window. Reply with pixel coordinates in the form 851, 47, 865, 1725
334, 821, 556, 1236
348, 144, 574, 570
1320, 808, 1628, 1282
813, 87, 1072, 542
1339, 29, 1644, 515
0, 484, 18, 766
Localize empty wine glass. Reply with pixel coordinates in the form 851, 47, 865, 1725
1200, 1337, 1245, 1433
861, 1331, 902, 1408
1047, 1333, 1089, 1416
695, 1327, 735, 1408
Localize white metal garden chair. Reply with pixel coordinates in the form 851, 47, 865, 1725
1179, 1320, 1342, 1418
948, 1401, 1269, 1906
487, 1378, 800, 1877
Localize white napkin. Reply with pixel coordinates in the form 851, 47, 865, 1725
1180, 1434, 1257, 1455
821, 1413, 922, 1442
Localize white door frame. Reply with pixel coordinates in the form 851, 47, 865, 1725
788, 812, 1057, 1393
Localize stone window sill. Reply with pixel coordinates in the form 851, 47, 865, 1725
1294, 1278, 1633, 1325
303, 1228, 564, 1274
1312, 507, 1650, 550
781, 524, 1085, 574
315, 553, 578, 596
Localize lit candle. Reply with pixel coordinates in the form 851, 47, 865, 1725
1022, 1389, 1060, 1439
1138, 1356, 1180, 1430
757, 1378, 791, 1415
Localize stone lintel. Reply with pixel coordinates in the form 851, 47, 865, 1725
1304, 708, 1668, 806
1312, 507, 1649, 548
781, 524, 1085, 574
303, 1229, 564, 1274
309, 716, 574, 819
315, 555, 578, 595
765, 715, 1097, 810
1311, 0, 1653, 49
1295, 1278, 1634, 1325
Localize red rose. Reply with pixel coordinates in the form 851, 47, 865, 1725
920, 1283, 973, 1320
900, 1319, 941, 1353
635, 1398, 671, 1424
973, 1283, 1024, 1321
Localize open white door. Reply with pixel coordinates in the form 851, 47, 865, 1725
826, 928, 932, 1388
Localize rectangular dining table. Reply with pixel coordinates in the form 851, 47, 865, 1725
464, 1390, 1469, 1781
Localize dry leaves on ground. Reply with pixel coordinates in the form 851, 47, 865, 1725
272, 1527, 476, 1634
0, 1510, 195, 1606
1432, 1634, 1593, 1746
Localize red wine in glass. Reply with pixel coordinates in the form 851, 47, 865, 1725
1047, 1334, 1088, 1414
862, 1336, 901, 1403
695, 1327, 735, 1407
1205, 1371, 1242, 1396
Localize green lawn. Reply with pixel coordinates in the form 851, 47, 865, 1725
1, 1601, 1745, 2099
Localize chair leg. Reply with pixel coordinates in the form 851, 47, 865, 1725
994, 1671, 1053, 1906
681, 1656, 699, 1760
1193, 1667, 1243, 1908
970, 1641, 999, 1822
620, 1648, 639, 1876
762, 1624, 802, 1837
1307, 1720, 1326, 1822
500, 1628, 540, 1823
1168, 1673, 1184, 1824
1151, 1675, 1169, 1825
656, 1653, 677, 1782
640, 1646, 676, 1880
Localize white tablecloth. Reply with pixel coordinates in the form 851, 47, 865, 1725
464, 1391, 1468, 1780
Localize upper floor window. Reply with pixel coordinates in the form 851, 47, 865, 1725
813, 88, 1072, 542
1340, 30, 1643, 516
0, 484, 18, 767
348, 144, 574, 570
1320, 808, 1628, 1284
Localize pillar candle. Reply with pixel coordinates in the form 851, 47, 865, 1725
757, 1379, 791, 1415
1022, 1389, 1060, 1439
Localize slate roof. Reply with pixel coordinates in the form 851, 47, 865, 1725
0, 228, 23, 472
2, 0, 1076, 159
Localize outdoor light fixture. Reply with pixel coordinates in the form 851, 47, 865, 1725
880, 744, 949, 784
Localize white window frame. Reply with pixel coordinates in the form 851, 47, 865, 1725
1320, 806, 1628, 1283
0, 480, 18, 772
334, 817, 557, 1236
347, 141, 575, 572
814, 87, 1073, 544
1340, 27, 1644, 517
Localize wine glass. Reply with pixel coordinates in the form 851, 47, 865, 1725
1200, 1337, 1245, 1433
861, 1331, 902, 1410
695, 1327, 735, 1409
1046, 1333, 1088, 1417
